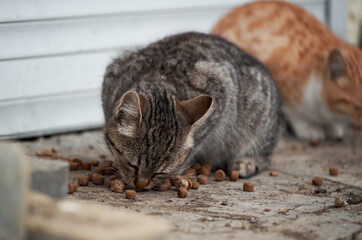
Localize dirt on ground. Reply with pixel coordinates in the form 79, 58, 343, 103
22, 129, 362, 240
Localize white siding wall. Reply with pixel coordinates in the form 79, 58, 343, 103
0, 0, 334, 138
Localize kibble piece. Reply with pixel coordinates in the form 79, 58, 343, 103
78, 176, 89, 186
197, 175, 208, 184
309, 139, 320, 147
81, 161, 92, 170
111, 179, 125, 193
243, 182, 254, 192
191, 163, 202, 172
200, 164, 212, 176
109, 175, 117, 181
175, 178, 190, 190
329, 167, 339, 176
177, 187, 188, 198
229, 171, 239, 181
94, 167, 105, 175
106, 180, 113, 188
92, 173, 105, 185
68, 181, 78, 194
72, 158, 82, 164
184, 168, 196, 177
191, 181, 199, 189
186, 179, 193, 190
99, 153, 106, 159
104, 167, 114, 175
69, 162, 80, 171
125, 190, 136, 199
335, 197, 347, 207
156, 184, 168, 191
312, 177, 323, 186
269, 171, 278, 176
102, 160, 112, 167
214, 169, 226, 181
90, 160, 100, 166
88, 172, 93, 181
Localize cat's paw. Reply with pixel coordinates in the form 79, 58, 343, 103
231, 158, 258, 178
291, 120, 326, 141
326, 124, 344, 141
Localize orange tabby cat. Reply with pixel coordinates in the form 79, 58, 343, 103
212, 1, 362, 140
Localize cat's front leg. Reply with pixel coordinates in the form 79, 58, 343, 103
288, 116, 326, 141
325, 124, 344, 141
230, 156, 269, 178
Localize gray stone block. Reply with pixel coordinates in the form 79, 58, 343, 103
0, 143, 29, 240
30, 157, 68, 199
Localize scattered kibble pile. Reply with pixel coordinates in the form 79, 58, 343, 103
37, 148, 344, 204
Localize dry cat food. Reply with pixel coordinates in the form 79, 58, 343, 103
111, 179, 125, 193
243, 182, 254, 192
69, 162, 80, 171
94, 167, 105, 175
214, 169, 226, 181
269, 171, 278, 176
177, 187, 188, 198
78, 176, 89, 186
125, 190, 136, 199
92, 173, 105, 185
68, 181, 78, 194
197, 175, 208, 184
312, 177, 323, 186
88, 172, 93, 181
334, 197, 347, 207
109, 175, 117, 181
229, 170, 239, 181
175, 178, 191, 190
184, 168, 196, 178
106, 180, 113, 188
200, 164, 212, 176
101, 160, 112, 167
72, 158, 82, 164
309, 139, 320, 147
90, 160, 100, 166
99, 153, 106, 159
81, 161, 92, 170
191, 181, 199, 189
329, 167, 339, 176
191, 163, 202, 172
104, 167, 114, 175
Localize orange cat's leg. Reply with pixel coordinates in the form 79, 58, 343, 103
284, 110, 326, 140
326, 124, 344, 141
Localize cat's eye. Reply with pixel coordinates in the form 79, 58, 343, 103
151, 172, 167, 179
127, 162, 138, 171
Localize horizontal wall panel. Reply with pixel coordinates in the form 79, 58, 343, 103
0, 2, 326, 60
0, 9, 233, 60
0, 90, 103, 139
0, 0, 324, 23
0, 51, 114, 101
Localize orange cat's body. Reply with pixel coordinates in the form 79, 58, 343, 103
212, 1, 362, 140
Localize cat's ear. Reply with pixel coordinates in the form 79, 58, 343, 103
327, 49, 347, 84
177, 95, 213, 126
115, 91, 145, 136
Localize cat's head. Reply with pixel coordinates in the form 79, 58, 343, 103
104, 90, 212, 191
323, 48, 362, 125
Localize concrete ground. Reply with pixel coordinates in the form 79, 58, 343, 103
21, 129, 362, 240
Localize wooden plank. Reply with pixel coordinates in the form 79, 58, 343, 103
0, 8, 233, 60
0, 3, 326, 60
0, 0, 325, 22
0, 90, 104, 139
0, 51, 113, 100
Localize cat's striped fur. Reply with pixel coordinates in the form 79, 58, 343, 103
102, 32, 280, 190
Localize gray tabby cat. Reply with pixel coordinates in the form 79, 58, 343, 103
102, 32, 280, 191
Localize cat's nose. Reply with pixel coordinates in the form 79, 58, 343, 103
135, 179, 149, 190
